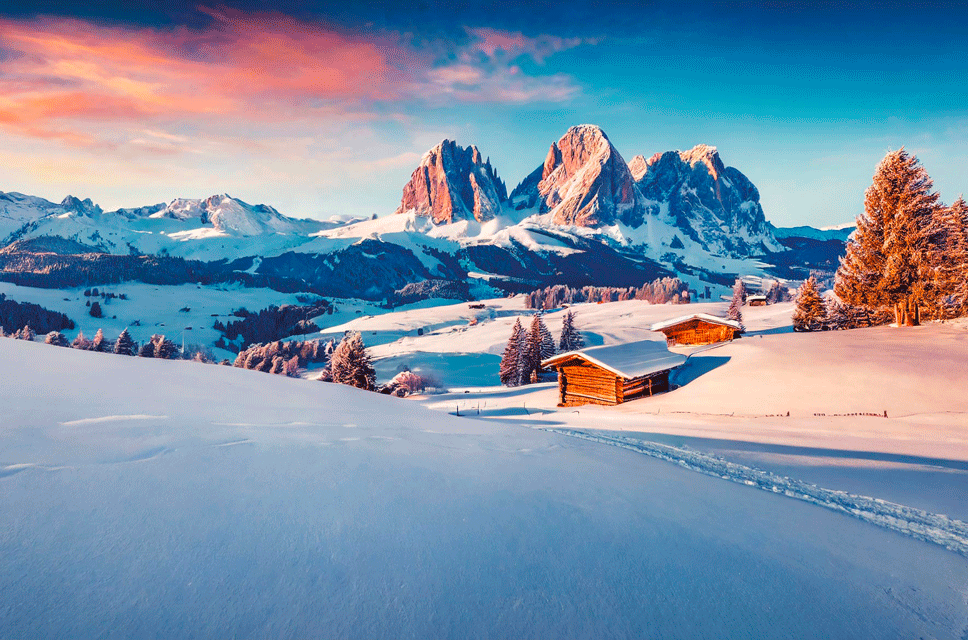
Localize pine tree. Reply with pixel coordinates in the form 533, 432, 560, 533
16, 324, 35, 341
114, 328, 136, 356
45, 331, 69, 347
931, 195, 968, 316
500, 318, 526, 387
89, 301, 103, 318
137, 341, 154, 357
793, 277, 826, 331
91, 328, 107, 352
153, 335, 178, 359
329, 332, 375, 390
536, 313, 556, 360
728, 279, 745, 332
558, 311, 585, 352
72, 330, 91, 350
835, 148, 943, 326
522, 315, 544, 384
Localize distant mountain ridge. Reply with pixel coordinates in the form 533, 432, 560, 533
0, 124, 846, 302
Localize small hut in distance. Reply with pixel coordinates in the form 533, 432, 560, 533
747, 295, 768, 307
651, 314, 742, 347
541, 340, 687, 407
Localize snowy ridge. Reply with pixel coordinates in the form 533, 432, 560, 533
547, 429, 968, 557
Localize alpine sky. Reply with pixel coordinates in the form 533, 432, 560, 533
1, 0, 966, 227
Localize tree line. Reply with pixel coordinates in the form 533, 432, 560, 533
214, 301, 333, 351
523, 277, 691, 310
0, 294, 75, 335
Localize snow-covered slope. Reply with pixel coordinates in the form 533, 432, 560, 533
0, 192, 100, 238
2, 338, 966, 638
3, 193, 333, 260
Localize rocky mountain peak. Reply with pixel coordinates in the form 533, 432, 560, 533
396, 139, 507, 224
59, 195, 102, 216
511, 125, 645, 227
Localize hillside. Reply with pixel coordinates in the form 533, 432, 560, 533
2, 337, 966, 639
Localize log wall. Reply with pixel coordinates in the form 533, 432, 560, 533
660, 319, 737, 346
553, 358, 673, 407
556, 359, 620, 406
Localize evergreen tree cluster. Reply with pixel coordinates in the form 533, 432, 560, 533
524, 277, 691, 310
500, 312, 582, 387
234, 337, 334, 377
325, 332, 376, 391
792, 277, 893, 332
0, 293, 75, 335
764, 281, 792, 304
214, 302, 331, 351
835, 148, 968, 325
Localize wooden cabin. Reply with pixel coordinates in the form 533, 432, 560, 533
651, 314, 742, 346
541, 341, 687, 407
747, 295, 768, 307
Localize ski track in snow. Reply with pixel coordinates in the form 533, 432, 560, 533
547, 428, 968, 558
59, 414, 169, 426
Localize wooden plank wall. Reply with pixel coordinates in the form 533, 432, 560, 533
661, 319, 736, 346
556, 359, 620, 406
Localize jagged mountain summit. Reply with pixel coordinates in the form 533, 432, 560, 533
510, 125, 646, 227
395, 140, 507, 224
629, 145, 782, 256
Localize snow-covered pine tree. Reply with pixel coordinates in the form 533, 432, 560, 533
558, 311, 585, 352
270, 356, 285, 375
727, 279, 746, 332
114, 328, 136, 356
930, 195, 968, 316
328, 332, 375, 390
835, 148, 943, 326
91, 328, 106, 352
45, 331, 69, 347
523, 315, 545, 384
72, 330, 91, 350
499, 318, 526, 387
153, 335, 178, 359
16, 325, 35, 341
793, 277, 826, 331
137, 341, 154, 357
536, 313, 556, 360
765, 281, 789, 304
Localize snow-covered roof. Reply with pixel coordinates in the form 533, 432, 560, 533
541, 340, 687, 380
650, 313, 742, 332
747, 295, 767, 301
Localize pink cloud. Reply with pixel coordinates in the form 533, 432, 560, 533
466, 27, 590, 63
0, 11, 587, 149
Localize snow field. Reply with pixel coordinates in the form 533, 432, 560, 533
2, 338, 967, 638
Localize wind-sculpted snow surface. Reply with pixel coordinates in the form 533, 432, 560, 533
546, 429, 968, 557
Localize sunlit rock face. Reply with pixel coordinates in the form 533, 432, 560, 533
511, 124, 647, 228
396, 140, 507, 224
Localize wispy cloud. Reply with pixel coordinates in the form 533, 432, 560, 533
0, 10, 589, 150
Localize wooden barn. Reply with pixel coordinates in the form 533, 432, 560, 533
651, 314, 742, 346
541, 341, 687, 407
747, 295, 768, 307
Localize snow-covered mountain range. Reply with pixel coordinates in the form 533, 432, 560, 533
0, 125, 845, 301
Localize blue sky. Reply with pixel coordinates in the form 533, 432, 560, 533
1, 0, 966, 227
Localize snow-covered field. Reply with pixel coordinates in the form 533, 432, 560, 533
2, 338, 967, 638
